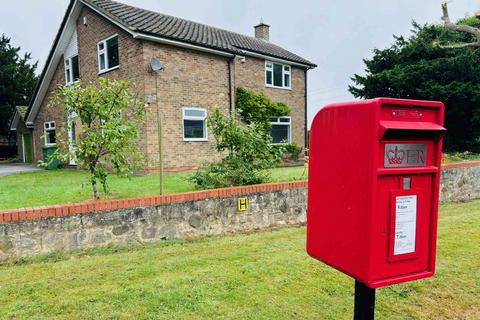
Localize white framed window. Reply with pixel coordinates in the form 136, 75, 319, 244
44, 121, 57, 146
265, 61, 291, 89
64, 55, 80, 84
97, 35, 119, 73
270, 116, 291, 144
182, 107, 208, 141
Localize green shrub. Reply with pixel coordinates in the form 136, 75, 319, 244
191, 158, 271, 189
272, 143, 303, 162
284, 143, 303, 161
190, 109, 283, 189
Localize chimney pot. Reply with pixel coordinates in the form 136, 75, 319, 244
254, 20, 270, 41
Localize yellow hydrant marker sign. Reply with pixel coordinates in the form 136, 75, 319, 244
238, 198, 249, 211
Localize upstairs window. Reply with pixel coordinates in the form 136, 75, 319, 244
270, 117, 291, 144
183, 108, 208, 141
98, 35, 119, 73
65, 55, 79, 84
265, 61, 291, 89
44, 121, 57, 146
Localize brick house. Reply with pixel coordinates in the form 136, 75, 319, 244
10, 0, 316, 171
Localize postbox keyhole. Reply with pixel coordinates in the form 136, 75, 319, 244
403, 177, 412, 190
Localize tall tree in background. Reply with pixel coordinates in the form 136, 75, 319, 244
349, 17, 480, 151
0, 34, 37, 135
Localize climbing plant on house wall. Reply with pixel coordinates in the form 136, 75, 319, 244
236, 87, 303, 161
235, 87, 290, 129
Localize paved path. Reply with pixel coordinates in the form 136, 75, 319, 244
0, 163, 41, 177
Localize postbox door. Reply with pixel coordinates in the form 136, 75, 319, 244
372, 174, 432, 280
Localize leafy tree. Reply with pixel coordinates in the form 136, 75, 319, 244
190, 109, 283, 189
0, 34, 37, 135
349, 19, 480, 151
47, 78, 147, 199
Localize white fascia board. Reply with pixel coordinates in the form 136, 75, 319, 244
241, 50, 313, 69
9, 112, 20, 131
26, 0, 83, 124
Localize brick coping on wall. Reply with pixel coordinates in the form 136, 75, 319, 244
441, 160, 480, 169
0, 181, 308, 224
1, 160, 479, 224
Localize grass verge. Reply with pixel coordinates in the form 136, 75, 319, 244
0, 200, 478, 319
0, 166, 307, 210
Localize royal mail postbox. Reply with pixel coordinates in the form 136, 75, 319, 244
307, 98, 446, 288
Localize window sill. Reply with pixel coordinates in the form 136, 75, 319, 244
98, 65, 120, 75
271, 142, 292, 145
183, 138, 209, 142
265, 85, 292, 91
65, 80, 80, 86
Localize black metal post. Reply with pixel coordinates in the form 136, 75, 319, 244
354, 280, 376, 320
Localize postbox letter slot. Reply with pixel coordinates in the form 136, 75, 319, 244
379, 121, 446, 140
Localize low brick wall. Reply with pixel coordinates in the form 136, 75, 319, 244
0, 162, 478, 261
0, 182, 307, 260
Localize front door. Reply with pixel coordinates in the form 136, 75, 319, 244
68, 119, 77, 165
22, 132, 33, 163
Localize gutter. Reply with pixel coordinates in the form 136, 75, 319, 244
304, 69, 308, 149
240, 49, 316, 69
227, 57, 234, 114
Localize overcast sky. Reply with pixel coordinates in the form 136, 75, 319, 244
1, 0, 478, 126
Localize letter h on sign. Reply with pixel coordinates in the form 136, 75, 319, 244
238, 198, 249, 212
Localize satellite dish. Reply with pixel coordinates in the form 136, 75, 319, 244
149, 57, 164, 73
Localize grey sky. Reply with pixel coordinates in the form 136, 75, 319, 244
1, 0, 478, 126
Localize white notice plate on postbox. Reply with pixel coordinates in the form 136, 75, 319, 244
394, 195, 417, 255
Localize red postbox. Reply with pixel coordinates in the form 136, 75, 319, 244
307, 98, 446, 289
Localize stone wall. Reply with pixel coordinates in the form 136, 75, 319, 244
440, 161, 480, 202
0, 182, 307, 260
0, 162, 479, 261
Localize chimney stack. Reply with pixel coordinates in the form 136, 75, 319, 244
254, 19, 270, 41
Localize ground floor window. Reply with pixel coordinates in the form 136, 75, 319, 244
44, 121, 56, 146
270, 117, 291, 144
183, 108, 208, 141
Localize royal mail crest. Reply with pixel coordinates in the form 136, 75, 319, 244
384, 144, 427, 168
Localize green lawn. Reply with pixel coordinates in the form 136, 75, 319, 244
0, 200, 478, 319
0, 166, 307, 210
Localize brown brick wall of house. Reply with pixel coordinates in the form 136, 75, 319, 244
141, 50, 307, 171
32, 61, 68, 162
32, 6, 146, 163
232, 56, 307, 149
76, 7, 145, 86
142, 42, 231, 172
76, 6, 147, 161
31, 7, 307, 171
